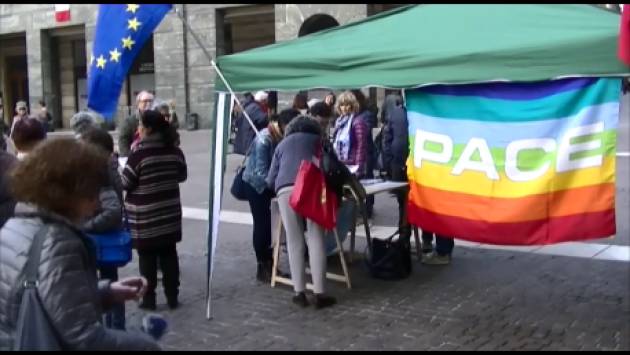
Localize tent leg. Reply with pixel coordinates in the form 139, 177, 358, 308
205, 92, 231, 320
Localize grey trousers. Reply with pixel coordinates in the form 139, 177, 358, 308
277, 186, 327, 294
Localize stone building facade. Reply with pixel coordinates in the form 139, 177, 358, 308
0, 4, 403, 130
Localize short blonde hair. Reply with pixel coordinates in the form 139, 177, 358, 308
334, 91, 360, 116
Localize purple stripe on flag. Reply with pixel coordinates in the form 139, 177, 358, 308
418, 77, 598, 100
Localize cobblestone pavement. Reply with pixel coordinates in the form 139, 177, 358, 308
120, 219, 629, 351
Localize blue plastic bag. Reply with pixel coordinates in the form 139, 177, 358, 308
324, 199, 356, 256
87, 229, 132, 268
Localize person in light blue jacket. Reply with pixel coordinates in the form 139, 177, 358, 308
242, 108, 299, 282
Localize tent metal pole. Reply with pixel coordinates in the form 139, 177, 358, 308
173, 7, 262, 320
173, 6, 263, 141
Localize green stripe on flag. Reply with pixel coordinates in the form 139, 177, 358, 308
409, 130, 617, 170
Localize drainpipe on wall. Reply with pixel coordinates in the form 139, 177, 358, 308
182, 4, 190, 117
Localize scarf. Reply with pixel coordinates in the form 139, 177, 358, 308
333, 114, 353, 161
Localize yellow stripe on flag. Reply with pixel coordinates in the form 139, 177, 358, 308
407, 156, 615, 199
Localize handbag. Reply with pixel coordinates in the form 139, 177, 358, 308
87, 213, 132, 268
230, 141, 254, 201
13, 226, 63, 351
289, 143, 338, 230
230, 165, 248, 201
364, 229, 412, 281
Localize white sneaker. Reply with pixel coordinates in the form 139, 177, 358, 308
421, 252, 451, 265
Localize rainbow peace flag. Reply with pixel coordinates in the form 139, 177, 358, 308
406, 78, 619, 245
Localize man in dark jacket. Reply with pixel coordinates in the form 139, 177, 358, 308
380, 92, 403, 126
118, 90, 154, 157
233, 92, 269, 155
380, 96, 455, 265
381, 97, 408, 182
381, 98, 408, 229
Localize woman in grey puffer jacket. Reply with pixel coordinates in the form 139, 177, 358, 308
0, 138, 159, 351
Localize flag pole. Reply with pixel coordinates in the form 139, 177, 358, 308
173, 6, 263, 141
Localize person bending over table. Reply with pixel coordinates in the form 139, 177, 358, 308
266, 115, 337, 310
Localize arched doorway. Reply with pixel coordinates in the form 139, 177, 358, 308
298, 14, 339, 37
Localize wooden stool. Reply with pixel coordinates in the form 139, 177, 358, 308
270, 202, 352, 290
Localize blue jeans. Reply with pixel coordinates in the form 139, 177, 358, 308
421, 231, 454, 256
99, 266, 126, 330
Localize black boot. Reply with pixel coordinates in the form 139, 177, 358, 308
139, 294, 156, 311
292, 292, 309, 308
256, 262, 271, 283
313, 293, 337, 310
167, 296, 179, 310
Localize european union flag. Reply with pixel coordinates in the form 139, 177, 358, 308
87, 4, 172, 119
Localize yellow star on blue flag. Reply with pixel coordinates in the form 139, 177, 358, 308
87, 4, 172, 119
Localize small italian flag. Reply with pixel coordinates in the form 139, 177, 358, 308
55, 4, 70, 23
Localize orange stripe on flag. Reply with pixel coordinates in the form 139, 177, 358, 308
409, 182, 615, 223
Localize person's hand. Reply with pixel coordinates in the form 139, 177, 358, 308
110, 276, 147, 303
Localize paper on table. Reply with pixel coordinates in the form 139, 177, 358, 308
360, 178, 384, 185
118, 157, 128, 175
346, 165, 359, 174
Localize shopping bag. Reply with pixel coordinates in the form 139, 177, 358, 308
289, 159, 338, 230
324, 199, 356, 255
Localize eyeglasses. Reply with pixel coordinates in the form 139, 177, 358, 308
139, 99, 154, 103
17, 108, 26, 111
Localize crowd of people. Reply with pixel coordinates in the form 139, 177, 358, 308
0, 87, 455, 349
0, 91, 184, 350
232, 89, 456, 310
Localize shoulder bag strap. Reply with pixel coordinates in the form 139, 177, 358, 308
311, 139, 323, 168
122, 208, 131, 232
23, 225, 51, 288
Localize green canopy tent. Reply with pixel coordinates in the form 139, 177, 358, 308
204, 4, 628, 318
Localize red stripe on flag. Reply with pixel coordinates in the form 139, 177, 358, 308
407, 203, 616, 245
618, 4, 630, 66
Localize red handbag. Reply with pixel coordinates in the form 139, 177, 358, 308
289, 154, 339, 230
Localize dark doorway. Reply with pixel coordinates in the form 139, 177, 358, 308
216, 4, 275, 55
6, 55, 29, 120
298, 14, 339, 37
216, 5, 276, 112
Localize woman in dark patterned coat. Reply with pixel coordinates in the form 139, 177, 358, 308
121, 110, 187, 311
